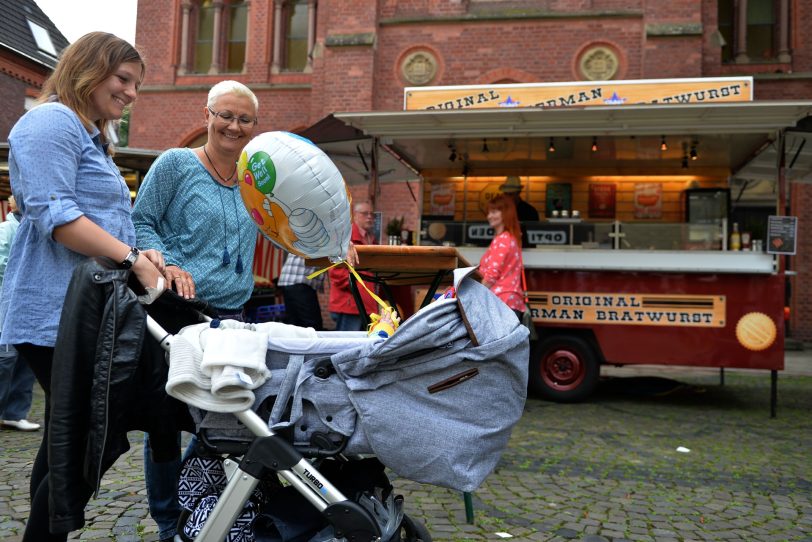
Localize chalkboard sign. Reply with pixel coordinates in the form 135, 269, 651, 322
545, 183, 572, 218
766, 215, 797, 255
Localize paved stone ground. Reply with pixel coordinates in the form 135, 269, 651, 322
1, 354, 811, 542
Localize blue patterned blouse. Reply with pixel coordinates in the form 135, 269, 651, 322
132, 148, 255, 311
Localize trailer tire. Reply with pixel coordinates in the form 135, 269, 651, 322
529, 335, 599, 402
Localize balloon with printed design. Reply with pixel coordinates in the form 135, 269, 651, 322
238, 131, 352, 262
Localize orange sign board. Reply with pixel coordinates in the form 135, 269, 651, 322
529, 291, 726, 328
404, 77, 753, 111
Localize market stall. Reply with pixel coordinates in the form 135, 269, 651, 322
322, 78, 812, 411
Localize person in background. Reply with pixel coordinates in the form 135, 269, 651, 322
133, 80, 258, 317
328, 201, 379, 331
499, 175, 539, 221
499, 176, 538, 247
0, 195, 40, 432
0, 32, 165, 542
132, 79, 259, 542
277, 253, 325, 330
479, 194, 526, 321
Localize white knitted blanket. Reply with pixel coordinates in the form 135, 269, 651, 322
165, 320, 317, 413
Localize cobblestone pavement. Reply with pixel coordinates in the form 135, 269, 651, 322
1, 353, 811, 542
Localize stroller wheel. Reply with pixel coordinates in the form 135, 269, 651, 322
399, 514, 431, 542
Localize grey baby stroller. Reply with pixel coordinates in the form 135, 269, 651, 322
149, 265, 529, 542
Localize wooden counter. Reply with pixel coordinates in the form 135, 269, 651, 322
353, 245, 471, 283
457, 247, 776, 274
312, 245, 473, 322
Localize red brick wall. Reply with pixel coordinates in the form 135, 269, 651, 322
0, 74, 26, 140
790, 183, 812, 341
134, 0, 180, 84
130, 88, 312, 149
133, 0, 812, 337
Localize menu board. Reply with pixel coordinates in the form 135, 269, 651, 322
767, 215, 797, 255
429, 183, 456, 216
633, 182, 663, 219
545, 183, 572, 217
588, 183, 616, 218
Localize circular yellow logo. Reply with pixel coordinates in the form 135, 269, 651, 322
735, 312, 777, 352
479, 183, 503, 215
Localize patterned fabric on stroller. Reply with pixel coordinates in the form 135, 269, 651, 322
162, 266, 529, 541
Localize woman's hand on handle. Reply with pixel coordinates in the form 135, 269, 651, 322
131, 254, 166, 303
163, 265, 196, 299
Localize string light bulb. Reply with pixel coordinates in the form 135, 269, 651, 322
591, 136, 598, 152
660, 135, 668, 151
690, 141, 698, 160
548, 138, 555, 153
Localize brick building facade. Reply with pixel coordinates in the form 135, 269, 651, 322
131, 0, 812, 339
0, 0, 66, 140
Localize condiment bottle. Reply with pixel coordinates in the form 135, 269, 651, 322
730, 222, 741, 251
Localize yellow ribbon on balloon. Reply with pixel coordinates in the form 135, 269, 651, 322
308, 261, 400, 337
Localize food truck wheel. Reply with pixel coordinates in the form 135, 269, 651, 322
529, 335, 599, 402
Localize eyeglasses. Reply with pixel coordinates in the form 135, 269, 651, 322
207, 107, 257, 127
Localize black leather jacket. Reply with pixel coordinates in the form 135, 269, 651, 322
48, 257, 211, 533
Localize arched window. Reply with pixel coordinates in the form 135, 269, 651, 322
193, 0, 215, 73
272, 0, 317, 73
717, 0, 790, 64
746, 0, 776, 60
180, 0, 248, 75
227, 1, 248, 72
284, 0, 309, 71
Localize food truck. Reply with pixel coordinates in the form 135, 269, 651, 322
321, 77, 812, 407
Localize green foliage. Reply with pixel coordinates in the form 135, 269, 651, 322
386, 215, 404, 236
117, 108, 130, 147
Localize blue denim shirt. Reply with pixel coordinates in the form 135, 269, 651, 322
0, 103, 135, 347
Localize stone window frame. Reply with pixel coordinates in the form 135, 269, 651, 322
178, 0, 249, 75
718, 0, 791, 64
271, 0, 318, 73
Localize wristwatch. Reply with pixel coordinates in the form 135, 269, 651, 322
121, 246, 140, 269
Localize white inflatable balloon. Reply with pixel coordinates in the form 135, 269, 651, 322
238, 132, 352, 261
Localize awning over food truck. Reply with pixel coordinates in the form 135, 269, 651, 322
330, 101, 812, 183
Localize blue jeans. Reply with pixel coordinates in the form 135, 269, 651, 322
0, 344, 36, 421
331, 312, 364, 332
146, 307, 241, 539
144, 433, 196, 540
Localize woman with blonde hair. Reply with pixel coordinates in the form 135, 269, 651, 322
479, 194, 527, 320
0, 32, 165, 541
133, 79, 260, 541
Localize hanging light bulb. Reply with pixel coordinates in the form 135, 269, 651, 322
481, 138, 489, 153
660, 135, 668, 151
690, 142, 698, 160
591, 136, 598, 152
548, 137, 555, 152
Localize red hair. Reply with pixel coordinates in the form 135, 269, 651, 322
487, 195, 522, 248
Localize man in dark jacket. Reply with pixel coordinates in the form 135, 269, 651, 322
499, 176, 539, 222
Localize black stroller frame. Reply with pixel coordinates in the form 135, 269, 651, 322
146, 314, 414, 542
